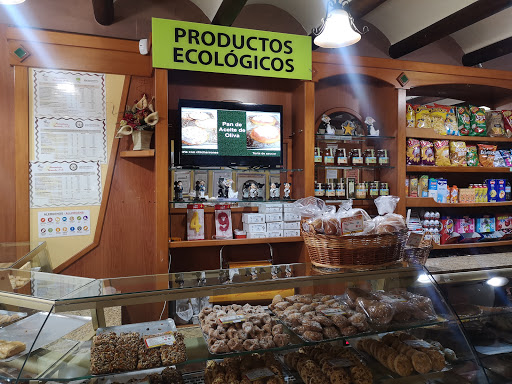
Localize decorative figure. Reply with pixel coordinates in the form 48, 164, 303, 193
198, 180, 206, 201
257, 183, 265, 200
249, 182, 258, 200
269, 182, 281, 200
342, 120, 355, 136
195, 180, 201, 201
318, 114, 330, 134
218, 178, 228, 199
174, 181, 184, 201
242, 181, 251, 200
365, 116, 379, 136
353, 119, 365, 136
283, 182, 292, 199
226, 179, 238, 199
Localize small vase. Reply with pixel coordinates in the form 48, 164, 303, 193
132, 130, 153, 150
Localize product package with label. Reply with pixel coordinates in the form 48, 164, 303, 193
242, 213, 265, 224
187, 204, 205, 241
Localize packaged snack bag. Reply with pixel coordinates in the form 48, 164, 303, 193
445, 107, 459, 135
420, 140, 434, 166
500, 149, 512, 167
486, 111, 505, 137
434, 140, 450, 166
406, 104, 415, 128
502, 111, 512, 138
457, 107, 470, 135
430, 106, 449, 135
466, 145, 479, 167
406, 138, 421, 165
478, 144, 497, 167
494, 150, 506, 167
449, 141, 467, 166
470, 106, 487, 136
415, 105, 432, 129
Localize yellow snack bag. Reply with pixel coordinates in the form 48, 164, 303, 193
430, 106, 449, 135
416, 105, 432, 129
449, 141, 467, 166
406, 104, 415, 128
434, 140, 450, 166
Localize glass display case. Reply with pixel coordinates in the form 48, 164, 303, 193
0, 242, 52, 272
433, 266, 512, 383
0, 264, 490, 383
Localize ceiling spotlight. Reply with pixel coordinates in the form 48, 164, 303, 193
0, 0, 25, 4
312, 0, 368, 49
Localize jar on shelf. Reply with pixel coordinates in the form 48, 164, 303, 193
347, 178, 356, 199
325, 179, 336, 199
350, 148, 363, 166
380, 182, 389, 196
323, 147, 336, 165
356, 183, 367, 199
335, 148, 348, 166
314, 181, 325, 197
369, 181, 380, 198
336, 178, 346, 199
314, 147, 322, 164
364, 149, 377, 166
377, 149, 389, 166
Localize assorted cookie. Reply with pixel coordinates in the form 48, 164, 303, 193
90, 331, 186, 375
110, 367, 184, 384
269, 293, 370, 341
284, 344, 372, 384
205, 353, 285, 384
0, 313, 22, 328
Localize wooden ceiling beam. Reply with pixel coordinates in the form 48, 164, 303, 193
462, 37, 512, 67
348, 0, 389, 19
211, 0, 248, 26
92, 0, 114, 26
389, 0, 512, 59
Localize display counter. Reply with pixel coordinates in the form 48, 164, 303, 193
0, 242, 51, 272
0, 263, 493, 383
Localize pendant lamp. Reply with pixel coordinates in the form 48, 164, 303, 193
0, 0, 25, 4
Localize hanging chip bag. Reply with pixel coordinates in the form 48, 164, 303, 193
470, 106, 487, 136
457, 107, 470, 136
406, 104, 415, 128
434, 140, 450, 167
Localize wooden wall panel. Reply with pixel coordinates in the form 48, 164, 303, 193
0, 25, 15, 242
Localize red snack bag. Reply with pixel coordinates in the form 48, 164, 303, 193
503, 111, 512, 138
420, 140, 434, 166
406, 139, 421, 165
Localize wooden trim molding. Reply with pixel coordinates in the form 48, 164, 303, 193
54, 75, 131, 273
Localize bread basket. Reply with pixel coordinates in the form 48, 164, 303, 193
301, 229, 408, 269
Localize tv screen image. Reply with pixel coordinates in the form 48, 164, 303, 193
177, 100, 283, 167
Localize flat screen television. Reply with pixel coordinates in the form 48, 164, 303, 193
176, 99, 283, 167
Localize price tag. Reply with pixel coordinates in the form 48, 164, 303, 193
144, 332, 175, 348
187, 204, 205, 240
404, 339, 432, 349
321, 308, 347, 316
329, 358, 354, 368
219, 315, 246, 324
245, 367, 275, 381
215, 205, 233, 239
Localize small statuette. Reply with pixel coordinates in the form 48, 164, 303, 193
365, 116, 379, 136
283, 182, 292, 199
174, 181, 184, 201
269, 182, 281, 200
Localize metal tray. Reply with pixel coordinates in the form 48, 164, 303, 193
96, 319, 177, 337
0, 309, 27, 328
0, 312, 90, 362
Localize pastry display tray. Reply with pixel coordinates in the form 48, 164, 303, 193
96, 319, 177, 336
0, 312, 90, 362
0, 309, 27, 328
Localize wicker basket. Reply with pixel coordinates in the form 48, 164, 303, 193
403, 245, 432, 266
302, 229, 408, 268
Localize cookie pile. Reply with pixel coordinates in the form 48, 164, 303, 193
90, 331, 186, 375
199, 304, 290, 354
204, 352, 285, 384
284, 344, 372, 384
0, 313, 22, 328
357, 332, 446, 377
269, 294, 370, 341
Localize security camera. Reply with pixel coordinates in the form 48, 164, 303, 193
139, 39, 149, 55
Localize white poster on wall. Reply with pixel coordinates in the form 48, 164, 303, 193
37, 210, 91, 238
33, 69, 106, 119
34, 117, 107, 163
29, 161, 102, 208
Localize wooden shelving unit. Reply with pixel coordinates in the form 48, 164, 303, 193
120, 149, 155, 158
433, 240, 512, 250
406, 198, 512, 208
169, 236, 303, 248
406, 128, 512, 143
407, 166, 511, 173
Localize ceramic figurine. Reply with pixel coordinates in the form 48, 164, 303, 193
249, 182, 258, 200
365, 116, 379, 136
174, 181, 184, 201
242, 181, 251, 200
226, 178, 238, 199
321, 114, 335, 135
283, 182, 292, 199
353, 119, 365, 136
195, 180, 201, 201
198, 180, 206, 201
269, 182, 281, 200
257, 183, 265, 200
318, 114, 330, 134
218, 178, 228, 199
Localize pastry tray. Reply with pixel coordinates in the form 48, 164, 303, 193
0, 312, 90, 362
0, 309, 27, 328
96, 318, 177, 336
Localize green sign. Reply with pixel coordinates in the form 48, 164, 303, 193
152, 18, 312, 80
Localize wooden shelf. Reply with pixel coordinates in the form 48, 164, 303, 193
407, 166, 512, 173
170, 206, 259, 214
433, 240, 512, 250
120, 149, 155, 158
406, 197, 512, 208
169, 236, 303, 248
406, 128, 512, 143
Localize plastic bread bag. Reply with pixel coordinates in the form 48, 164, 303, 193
355, 297, 394, 325
335, 200, 372, 236
373, 196, 407, 234
291, 196, 329, 218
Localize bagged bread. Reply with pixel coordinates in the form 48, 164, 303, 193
372, 196, 406, 234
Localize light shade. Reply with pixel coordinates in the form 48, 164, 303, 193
0, 0, 25, 4
314, 8, 361, 48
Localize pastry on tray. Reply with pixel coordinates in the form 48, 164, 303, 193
0, 340, 26, 359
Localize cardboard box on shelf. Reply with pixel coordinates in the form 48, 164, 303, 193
243, 223, 266, 233
265, 213, 283, 222
266, 222, 284, 231
247, 232, 267, 239
283, 213, 300, 222
266, 230, 284, 238
283, 221, 300, 230
242, 213, 265, 224
258, 204, 283, 213
284, 229, 300, 237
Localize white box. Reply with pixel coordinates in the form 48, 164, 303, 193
242, 213, 265, 224
265, 213, 283, 222
283, 213, 300, 222
266, 230, 284, 238
247, 232, 267, 239
258, 206, 282, 214
283, 221, 300, 230
243, 223, 266, 233
283, 206, 295, 213
266, 222, 283, 231
284, 229, 301, 237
